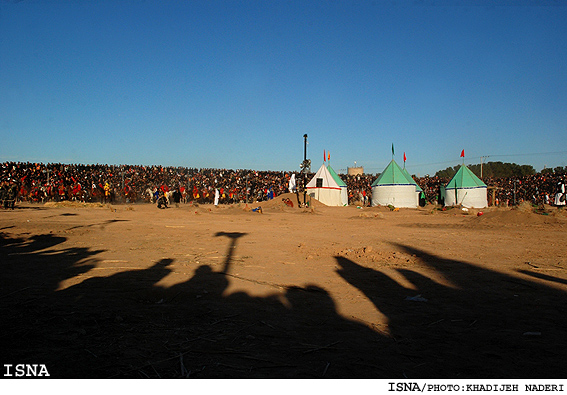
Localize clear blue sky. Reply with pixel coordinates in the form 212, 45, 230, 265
1, 0, 566, 175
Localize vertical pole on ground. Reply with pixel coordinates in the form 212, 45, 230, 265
303, 134, 308, 207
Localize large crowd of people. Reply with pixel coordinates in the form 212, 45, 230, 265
0, 162, 295, 206
1, 161, 565, 208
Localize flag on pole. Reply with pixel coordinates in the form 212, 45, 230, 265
392, 143, 395, 156
324, 150, 326, 162
403, 152, 407, 162
328, 151, 330, 161
460, 149, 465, 158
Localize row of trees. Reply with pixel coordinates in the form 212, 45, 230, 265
541, 166, 567, 175
434, 162, 566, 179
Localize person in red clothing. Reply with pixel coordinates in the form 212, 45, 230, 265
192, 186, 200, 202
58, 183, 66, 201
72, 182, 81, 201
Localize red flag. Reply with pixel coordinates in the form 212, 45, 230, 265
324, 150, 326, 162
460, 149, 465, 158
328, 151, 330, 161
403, 152, 407, 162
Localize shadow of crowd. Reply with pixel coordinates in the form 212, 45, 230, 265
1, 228, 566, 378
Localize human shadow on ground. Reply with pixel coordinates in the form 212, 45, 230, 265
336, 243, 567, 378
0, 232, 103, 375
2, 231, 566, 378
1, 230, 397, 378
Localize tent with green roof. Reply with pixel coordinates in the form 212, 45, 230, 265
371, 159, 419, 208
442, 164, 487, 208
306, 162, 345, 206
327, 164, 348, 206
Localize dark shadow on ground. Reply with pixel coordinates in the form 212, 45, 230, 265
0, 232, 103, 376
517, 269, 567, 286
1, 230, 399, 378
2, 232, 566, 378
336, 243, 567, 378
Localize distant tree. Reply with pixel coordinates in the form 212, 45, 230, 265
540, 167, 565, 175
435, 166, 460, 179
435, 162, 536, 178
520, 165, 536, 175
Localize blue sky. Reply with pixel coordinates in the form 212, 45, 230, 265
1, 0, 566, 175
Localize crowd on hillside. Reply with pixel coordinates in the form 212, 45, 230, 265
1, 161, 565, 208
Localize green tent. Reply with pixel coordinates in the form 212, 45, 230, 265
445, 165, 486, 189
371, 160, 419, 207
443, 165, 487, 208
371, 160, 415, 187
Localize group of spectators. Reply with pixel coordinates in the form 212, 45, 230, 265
0, 162, 294, 206
1, 161, 566, 208
483, 174, 567, 206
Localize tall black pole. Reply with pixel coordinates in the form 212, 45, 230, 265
303, 134, 308, 206
303, 134, 307, 162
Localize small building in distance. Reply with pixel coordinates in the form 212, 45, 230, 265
347, 166, 364, 176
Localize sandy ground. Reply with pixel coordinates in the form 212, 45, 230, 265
1, 196, 566, 379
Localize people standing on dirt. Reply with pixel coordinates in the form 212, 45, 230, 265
555, 180, 566, 207
157, 190, 168, 209
172, 188, 182, 208
1, 181, 17, 209
214, 188, 220, 207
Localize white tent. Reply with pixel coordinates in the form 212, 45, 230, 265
306, 163, 344, 206
442, 165, 487, 208
371, 160, 418, 208
327, 164, 348, 206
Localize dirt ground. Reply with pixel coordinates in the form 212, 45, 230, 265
1, 195, 566, 379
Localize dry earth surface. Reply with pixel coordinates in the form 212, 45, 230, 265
1, 195, 566, 379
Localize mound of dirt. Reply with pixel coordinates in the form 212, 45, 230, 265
474, 207, 565, 226
255, 193, 327, 210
